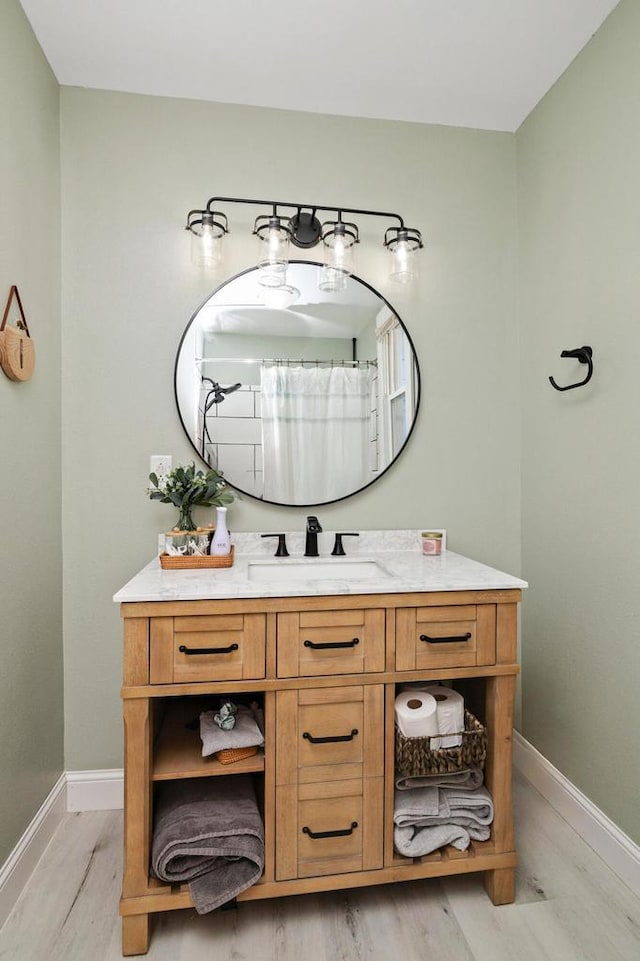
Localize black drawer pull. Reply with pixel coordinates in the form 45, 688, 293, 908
178, 643, 239, 655
303, 728, 358, 744
303, 637, 360, 650
302, 821, 358, 840
419, 633, 472, 645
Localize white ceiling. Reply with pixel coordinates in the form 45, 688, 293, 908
19, 0, 621, 132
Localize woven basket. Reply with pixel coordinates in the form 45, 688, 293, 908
215, 745, 258, 765
395, 710, 487, 777
159, 546, 234, 570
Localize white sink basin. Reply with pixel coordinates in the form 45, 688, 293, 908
247, 559, 391, 583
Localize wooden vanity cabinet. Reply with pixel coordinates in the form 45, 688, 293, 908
275, 683, 385, 880
119, 589, 521, 956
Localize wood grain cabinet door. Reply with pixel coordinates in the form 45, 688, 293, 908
395, 604, 496, 671
276, 777, 384, 880
277, 608, 385, 678
276, 685, 384, 786
149, 613, 266, 683
275, 684, 385, 880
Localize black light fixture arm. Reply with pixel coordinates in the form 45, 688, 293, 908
185, 195, 422, 252
200, 195, 406, 228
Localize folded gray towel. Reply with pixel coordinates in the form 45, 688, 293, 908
394, 822, 490, 857
394, 823, 471, 857
443, 785, 494, 824
393, 785, 440, 820
394, 785, 494, 829
151, 775, 264, 914
395, 766, 484, 791
200, 705, 265, 757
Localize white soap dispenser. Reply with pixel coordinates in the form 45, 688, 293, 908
210, 506, 231, 555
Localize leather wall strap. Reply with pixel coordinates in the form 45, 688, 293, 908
1, 285, 30, 336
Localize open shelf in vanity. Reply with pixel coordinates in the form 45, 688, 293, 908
116, 557, 524, 956
152, 696, 266, 781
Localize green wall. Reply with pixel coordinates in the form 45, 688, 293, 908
60, 89, 519, 772
0, 0, 63, 865
5, 0, 638, 870
517, 0, 640, 843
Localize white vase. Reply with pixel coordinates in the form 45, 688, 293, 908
210, 506, 231, 555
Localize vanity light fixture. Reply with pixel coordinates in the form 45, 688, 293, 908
318, 217, 359, 292
385, 226, 423, 284
185, 196, 423, 286
254, 212, 291, 288
188, 210, 228, 268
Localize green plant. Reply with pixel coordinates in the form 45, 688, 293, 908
148, 462, 235, 531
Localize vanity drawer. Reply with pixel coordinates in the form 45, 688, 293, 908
395, 604, 496, 670
275, 777, 383, 880
276, 608, 385, 677
149, 613, 266, 683
276, 685, 384, 785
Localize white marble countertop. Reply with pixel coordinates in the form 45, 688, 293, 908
113, 530, 527, 604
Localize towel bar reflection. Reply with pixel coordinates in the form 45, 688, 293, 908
549, 346, 593, 391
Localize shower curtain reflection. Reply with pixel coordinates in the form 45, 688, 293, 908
261, 365, 373, 504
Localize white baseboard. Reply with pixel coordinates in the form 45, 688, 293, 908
0, 774, 66, 929
513, 731, 640, 897
66, 769, 124, 812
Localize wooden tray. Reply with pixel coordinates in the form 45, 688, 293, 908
159, 545, 234, 570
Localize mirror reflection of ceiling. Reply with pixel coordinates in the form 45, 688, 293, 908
198, 268, 381, 340
175, 263, 420, 508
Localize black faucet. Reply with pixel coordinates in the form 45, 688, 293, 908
304, 515, 323, 557
331, 532, 359, 556
261, 533, 289, 557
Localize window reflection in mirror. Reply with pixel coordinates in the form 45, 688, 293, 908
175, 262, 420, 507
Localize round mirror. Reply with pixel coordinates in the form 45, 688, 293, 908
175, 262, 420, 507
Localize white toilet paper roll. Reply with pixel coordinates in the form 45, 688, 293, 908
395, 691, 439, 739
420, 686, 465, 748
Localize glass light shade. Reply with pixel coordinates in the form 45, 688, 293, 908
389, 239, 418, 284
190, 221, 224, 269
319, 222, 356, 292
317, 265, 349, 293
257, 219, 290, 288
324, 226, 355, 276
260, 284, 300, 309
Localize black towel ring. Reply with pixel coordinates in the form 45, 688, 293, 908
549, 346, 593, 392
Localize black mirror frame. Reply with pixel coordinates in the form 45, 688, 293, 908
174, 260, 421, 509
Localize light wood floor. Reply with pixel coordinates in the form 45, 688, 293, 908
1, 772, 639, 960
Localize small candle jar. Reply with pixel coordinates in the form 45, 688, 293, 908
421, 531, 443, 555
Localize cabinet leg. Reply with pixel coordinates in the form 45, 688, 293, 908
122, 914, 150, 956
483, 867, 515, 905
